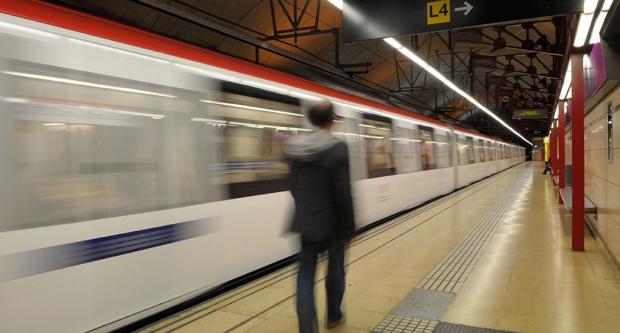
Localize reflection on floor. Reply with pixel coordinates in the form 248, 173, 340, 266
142, 163, 620, 333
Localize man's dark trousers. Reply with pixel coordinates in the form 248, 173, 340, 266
296, 239, 346, 333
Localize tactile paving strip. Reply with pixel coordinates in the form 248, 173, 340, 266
373, 173, 529, 333
391, 289, 455, 320
418, 174, 528, 293
433, 322, 516, 333
372, 315, 438, 333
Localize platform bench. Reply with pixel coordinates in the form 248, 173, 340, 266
559, 187, 597, 214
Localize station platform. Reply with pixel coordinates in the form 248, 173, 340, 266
140, 162, 620, 333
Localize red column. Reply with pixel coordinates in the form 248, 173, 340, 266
558, 102, 566, 203
571, 54, 585, 251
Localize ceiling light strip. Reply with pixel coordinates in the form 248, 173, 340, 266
327, 0, 344, 10
383, 38, 532, 146
574, 13, 595, 47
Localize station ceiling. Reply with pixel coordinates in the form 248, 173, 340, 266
47, 0, 578, 144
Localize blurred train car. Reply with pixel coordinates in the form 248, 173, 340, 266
0, 2, 525, 332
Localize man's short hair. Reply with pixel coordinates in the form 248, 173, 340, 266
308, 102, 336, 127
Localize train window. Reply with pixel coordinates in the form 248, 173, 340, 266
457, 137, 466, 165
209, 86, 305, 199
392, 125, 419, 174
434, 130, 452, 168
466, 137, 475, 163
331, 115, 366, 181
487, 142, 495, 161
0, 63, 220, 231
477, 139, 486, 162
361, 114, 395, 178
457, 136, 472, 165
419, 126, 437, 170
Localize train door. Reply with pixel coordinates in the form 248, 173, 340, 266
392, 119, 420, 174
331, 102, 366, 181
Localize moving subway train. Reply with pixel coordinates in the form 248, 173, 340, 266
0, 2, 525, 332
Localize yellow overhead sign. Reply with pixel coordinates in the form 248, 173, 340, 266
427, 0, 451, 25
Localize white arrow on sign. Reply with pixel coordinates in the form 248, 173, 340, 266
455, 1, 474, 16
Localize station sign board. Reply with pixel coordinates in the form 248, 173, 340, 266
343, 0, 581, 42
512, 108, 548, 119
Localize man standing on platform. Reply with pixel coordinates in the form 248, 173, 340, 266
285, 102, 356, 333
543, 136, 552, 175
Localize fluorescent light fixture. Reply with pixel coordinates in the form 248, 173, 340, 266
0, 21, 60, 39
173, 63, 241, 82
574, 13, 594, 47
2, 71, 177, 98
327, 0, 343, 10
589, 10, 608, 44
229, 121, 263, 128
553, 106, 559, 120
359, 124, 390, 131
5, 96, 165, 119
334, 131, 382, 139
191, 117, 228, 124
560, 60, 572, 100
359, 134, 383, 139
212, 119, 310, 132
83, 106, 165, 119
384, 37, 532, 146
288, 91, 323, 101
67, 38, 170, 64
43, 123, 66, 126
584, 0, 600, 13
200, 99, 304, 117
3, 97, 29, 103
390, 138, 422, 143
603, 0, 615, 10
384, 37, 403, 49
241, 80, 288, 94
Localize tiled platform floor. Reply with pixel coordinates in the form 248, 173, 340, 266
142, 163, 620, 333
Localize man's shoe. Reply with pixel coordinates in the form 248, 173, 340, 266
326, 316, 345, 329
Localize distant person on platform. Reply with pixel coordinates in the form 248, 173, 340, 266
543, 137, 551, 175
543, 158, 552, 175
285, 102, 356, 333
